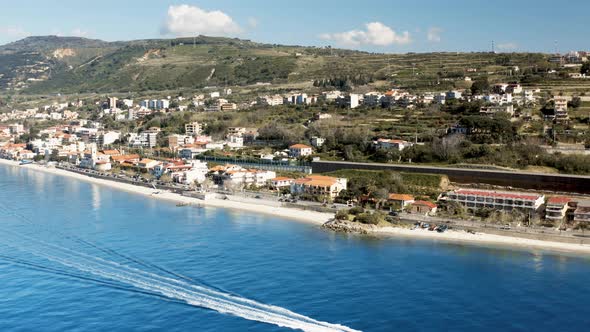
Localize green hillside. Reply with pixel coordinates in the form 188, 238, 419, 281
0, 35, 577, 95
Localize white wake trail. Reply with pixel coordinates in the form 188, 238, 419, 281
1, 233, 360, 332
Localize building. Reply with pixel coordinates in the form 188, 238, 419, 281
98, 131, 121, 147
179, 145, 208, 159
554, 97, 569, 123
156, 99, 170, 110
108, 97, 118, 109
8, 123, 24, 134
388, 194, 415, 209
220, 103, 237, 111
446, 90, 462, 100
363, 92, 384, 107
310, 136, 325, 148
434, 93, 446, 105
226, 135, 244, 149
375, 139, 413, 151
185, 122, 203, 136
545, 197, 572, 222
480, 105, 515, 117
289, 144, 313, 157
270, 177, 295, 189
138, 158, 160, 171
410, 201, 437, 215
574, 202, 590, 224
258, 95, 284, 106
445, 189, 545, 213
291, 175, 347, 199
168, 134, 194, 149
221, 168, 277, 188
336, 94, 361, 109
314, 113, 332, 121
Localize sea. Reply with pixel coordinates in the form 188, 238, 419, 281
0, 164, 589, 332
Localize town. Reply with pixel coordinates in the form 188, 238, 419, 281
2, 49, 590, 238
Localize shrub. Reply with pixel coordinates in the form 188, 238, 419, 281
354, 213, 381, 225
335, 210, 349, 220
348, 206, 365, 215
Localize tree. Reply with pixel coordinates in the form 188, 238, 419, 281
581, 62, 590, 75
470, 76, 490, 95
568, 96, 582, 109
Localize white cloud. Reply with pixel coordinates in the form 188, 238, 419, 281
497, 42, 518, 51
320, 22, 411, 47
161, 4, 242, 37
427, 27, 442, 43
0, 26, 30, 38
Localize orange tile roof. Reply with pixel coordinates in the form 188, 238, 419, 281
289, 144, 312, 149
547, 196, 571, 204
413, 200, 437, 209
294, 175, 338, 187
388, 194, 414, 201
101, 149, 120, 155
271, 177, 294, 181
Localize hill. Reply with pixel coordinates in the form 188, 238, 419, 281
0, 35, 565, 95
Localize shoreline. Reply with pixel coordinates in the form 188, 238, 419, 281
2, 159, 590, 255
0, 159, 331, 225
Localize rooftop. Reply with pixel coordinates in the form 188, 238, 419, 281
388, 194, 414, 201
453, 189, 543, 201
290, 144, 312, 149
413, 200, 437, 209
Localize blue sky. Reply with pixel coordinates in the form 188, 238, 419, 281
1, 0, 589, 53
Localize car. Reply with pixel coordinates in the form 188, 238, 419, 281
500, 224, 511, 230
254, 195, 262, 199
388, 211, 398, 217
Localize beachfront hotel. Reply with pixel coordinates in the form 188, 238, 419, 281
444, 189, 545, 213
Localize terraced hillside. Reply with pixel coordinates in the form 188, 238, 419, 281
0, 35, 562, 94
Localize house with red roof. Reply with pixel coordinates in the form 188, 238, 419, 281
289, 144, 313, 157
410, 201, 437, 216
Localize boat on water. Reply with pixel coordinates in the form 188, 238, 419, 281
19, 160, 33, 165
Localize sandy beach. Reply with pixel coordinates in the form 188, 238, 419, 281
0, 159, 332, 225
2, 158, 590, 255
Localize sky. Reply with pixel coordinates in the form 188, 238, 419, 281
0, 0, 589, 53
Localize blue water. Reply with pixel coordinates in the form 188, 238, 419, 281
0, 165, 590, 332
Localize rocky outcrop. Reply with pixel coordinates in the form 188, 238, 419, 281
321, 219, 377, 235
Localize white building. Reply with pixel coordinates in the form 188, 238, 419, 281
445, 189, 545, 213
185, 122, 203, 136
291, 175, 348, 199
289, 144, 313, 157
375, 139, 413, 151
311, 136, 326, 148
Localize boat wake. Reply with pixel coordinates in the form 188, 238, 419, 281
0, 206, 360, 332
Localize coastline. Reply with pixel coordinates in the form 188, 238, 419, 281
0, 159, 332, 225
2, 159, 590, 255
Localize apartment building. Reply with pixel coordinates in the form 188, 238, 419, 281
291, 175, 348, 199
445, 189, 545, 213
185, 122, 203, 136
